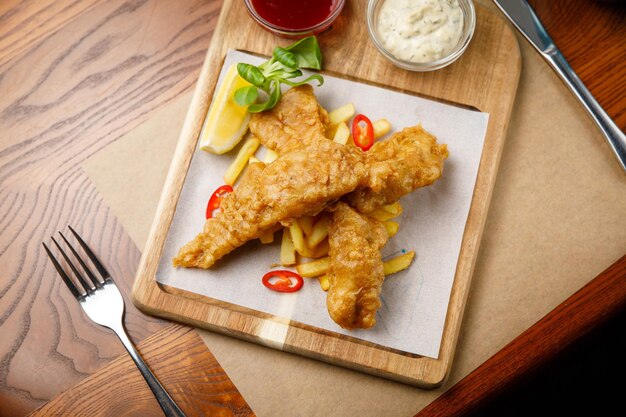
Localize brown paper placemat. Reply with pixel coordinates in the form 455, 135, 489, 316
82, 9, 626, 417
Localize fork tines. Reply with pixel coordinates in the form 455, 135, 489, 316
42, 226, 110, 298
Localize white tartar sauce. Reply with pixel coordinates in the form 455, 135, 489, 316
377, 0, 464, 63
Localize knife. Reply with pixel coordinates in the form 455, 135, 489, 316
493, 0, 626, 173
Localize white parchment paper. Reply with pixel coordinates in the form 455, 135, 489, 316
155, 50, 489, 359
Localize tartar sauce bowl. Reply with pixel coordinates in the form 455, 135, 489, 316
367, 0, 476, 72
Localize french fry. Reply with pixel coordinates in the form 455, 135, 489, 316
332, 122, 350, 145
299, 215, 315, 236
299, 251, 413, 280
264, 149, 278, 163
296, 257, 330, 277
382, 201, 403, 215
325, 123, 339, 139
298, 251, 413, 280
328, 103, 355, 126
368, 209, 396, 221
383, 251, 415, 275
306, 215, 330, 249
248, 155, 262, 165
373, 119, 391, 139
312, 238, 329, 258
289, 221, 306, 255
296, 246, 316, 259
224, 137, 261, 185
259, 229, 274, 244
368, 202, 404, 221
280, 228, 296, 266
367, 209, 385, 221
318, 275, 330, 291
295, 238, 329, 260
383, 221, 399, 237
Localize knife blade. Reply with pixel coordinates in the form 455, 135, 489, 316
493, 0, 626, 173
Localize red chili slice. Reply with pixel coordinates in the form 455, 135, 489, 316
206, 185, 233, 219
262, 270, 304, 293
352, 114, 375, 151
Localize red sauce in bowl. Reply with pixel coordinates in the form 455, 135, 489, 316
250, 0, 342, 31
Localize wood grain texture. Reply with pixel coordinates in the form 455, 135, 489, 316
132, 0, 521, 387
416, 254, 626, 417
27, 324, 254, 417
0, 0, 105, 67
529, 0, 626, 130
0, 0, 222, 415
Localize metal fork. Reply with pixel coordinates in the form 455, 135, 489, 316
42, 226, 186, 417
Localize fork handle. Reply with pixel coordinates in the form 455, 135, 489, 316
112, 323, 186, 417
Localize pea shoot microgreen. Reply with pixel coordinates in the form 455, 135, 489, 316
233, 36, 324, 113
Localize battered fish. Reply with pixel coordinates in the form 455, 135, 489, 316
326, 202, 388, 329
173, 141, 369, 268
248, 85, 329, 154
174, 125, 445, 269
250, 86, 448, 213
347, 125, 449, 213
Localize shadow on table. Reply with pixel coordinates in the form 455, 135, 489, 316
468, 305, 626, 417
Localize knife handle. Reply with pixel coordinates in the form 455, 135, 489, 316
542, 47, 626, 173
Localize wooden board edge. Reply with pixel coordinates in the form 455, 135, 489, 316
428, 7, 524, 385
134, 282, 445, 388
131, 0, 232, 309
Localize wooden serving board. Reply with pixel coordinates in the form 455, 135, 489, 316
132, 0, 520, 387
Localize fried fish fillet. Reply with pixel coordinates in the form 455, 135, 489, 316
346, 125, 449, 213
326, 202, 388, 329
248, 85, 329, 154
173, 141, 369, 268
250, 86, 448, 213
324, 127, 446, 328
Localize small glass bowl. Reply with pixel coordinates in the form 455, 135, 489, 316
367, 0, 476, 71
244, 0, 346, 38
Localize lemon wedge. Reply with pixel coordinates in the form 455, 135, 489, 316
199, 64, 253, 154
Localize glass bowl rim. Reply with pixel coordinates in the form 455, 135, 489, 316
244, 0, 347, 35
366, 0, 477, 71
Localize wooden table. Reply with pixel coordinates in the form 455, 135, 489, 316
1, 0, 624, 416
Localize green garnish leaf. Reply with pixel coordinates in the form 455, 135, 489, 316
259, 60, 294, 79
284, 36, 323, 70
237, 63, 266, 88
280, 69, 303, 80
273, 47, 297, 68
234, 86, 258, 106
233, 36, 324, 113
280, 74, 324, 87
248, 80, 282, 113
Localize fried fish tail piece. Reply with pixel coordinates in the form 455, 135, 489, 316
326, 202, 389, 330
173, 163, 264, 268
173, 141, 369, 269
348, 125, 449, 213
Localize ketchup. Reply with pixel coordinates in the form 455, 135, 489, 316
251, 0, 340, 30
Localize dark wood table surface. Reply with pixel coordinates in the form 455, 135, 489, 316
1, 0, 624, 416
